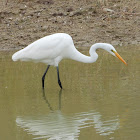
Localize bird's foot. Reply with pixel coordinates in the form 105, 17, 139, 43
58, 80, 63, 89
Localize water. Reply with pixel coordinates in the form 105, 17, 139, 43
0, 46, 139, 140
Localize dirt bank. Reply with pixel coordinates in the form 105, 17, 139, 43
0, 0, 140, 51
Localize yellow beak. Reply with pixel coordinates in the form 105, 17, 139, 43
113, 51, 127, 65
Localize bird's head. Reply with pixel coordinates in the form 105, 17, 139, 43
105, 44, 127, 65
91, 43, 127, 65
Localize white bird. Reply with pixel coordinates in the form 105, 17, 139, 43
12, 33, 127, 89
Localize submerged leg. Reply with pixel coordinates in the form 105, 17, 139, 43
42, 65, 50, 89
57, 66, 63, 89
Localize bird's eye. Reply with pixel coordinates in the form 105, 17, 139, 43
111, 50, 114, 52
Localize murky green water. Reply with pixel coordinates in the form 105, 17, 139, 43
0, 47, 140, 140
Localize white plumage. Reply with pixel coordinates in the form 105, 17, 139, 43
12, 33, 127, 89
12, 33, 74, 66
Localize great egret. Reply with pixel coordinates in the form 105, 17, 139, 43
12, 33, 127, 89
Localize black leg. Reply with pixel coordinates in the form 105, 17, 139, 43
57, 66, 63, 89
42, 65, 50, 89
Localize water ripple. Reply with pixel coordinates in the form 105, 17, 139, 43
16, 110, 119, 139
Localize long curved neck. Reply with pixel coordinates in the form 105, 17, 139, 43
68, 46, 98, 63
68, 43, 110, 63
90, 43, 109, 51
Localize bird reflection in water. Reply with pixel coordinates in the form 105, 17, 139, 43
16, 90, 120, 139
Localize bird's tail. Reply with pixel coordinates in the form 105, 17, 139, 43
12, 49, 24, 61
12, 52, 19, 61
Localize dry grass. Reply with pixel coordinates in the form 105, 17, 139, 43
96, 0, 109, 6
0, 0, 140, 51
88, 0, 139, 12
119, 0, 140, 13
4, 0, 140, 13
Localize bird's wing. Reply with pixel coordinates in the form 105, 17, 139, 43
14, 33, 73, 61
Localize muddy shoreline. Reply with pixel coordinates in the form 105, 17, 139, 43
0, 0, 140, 51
